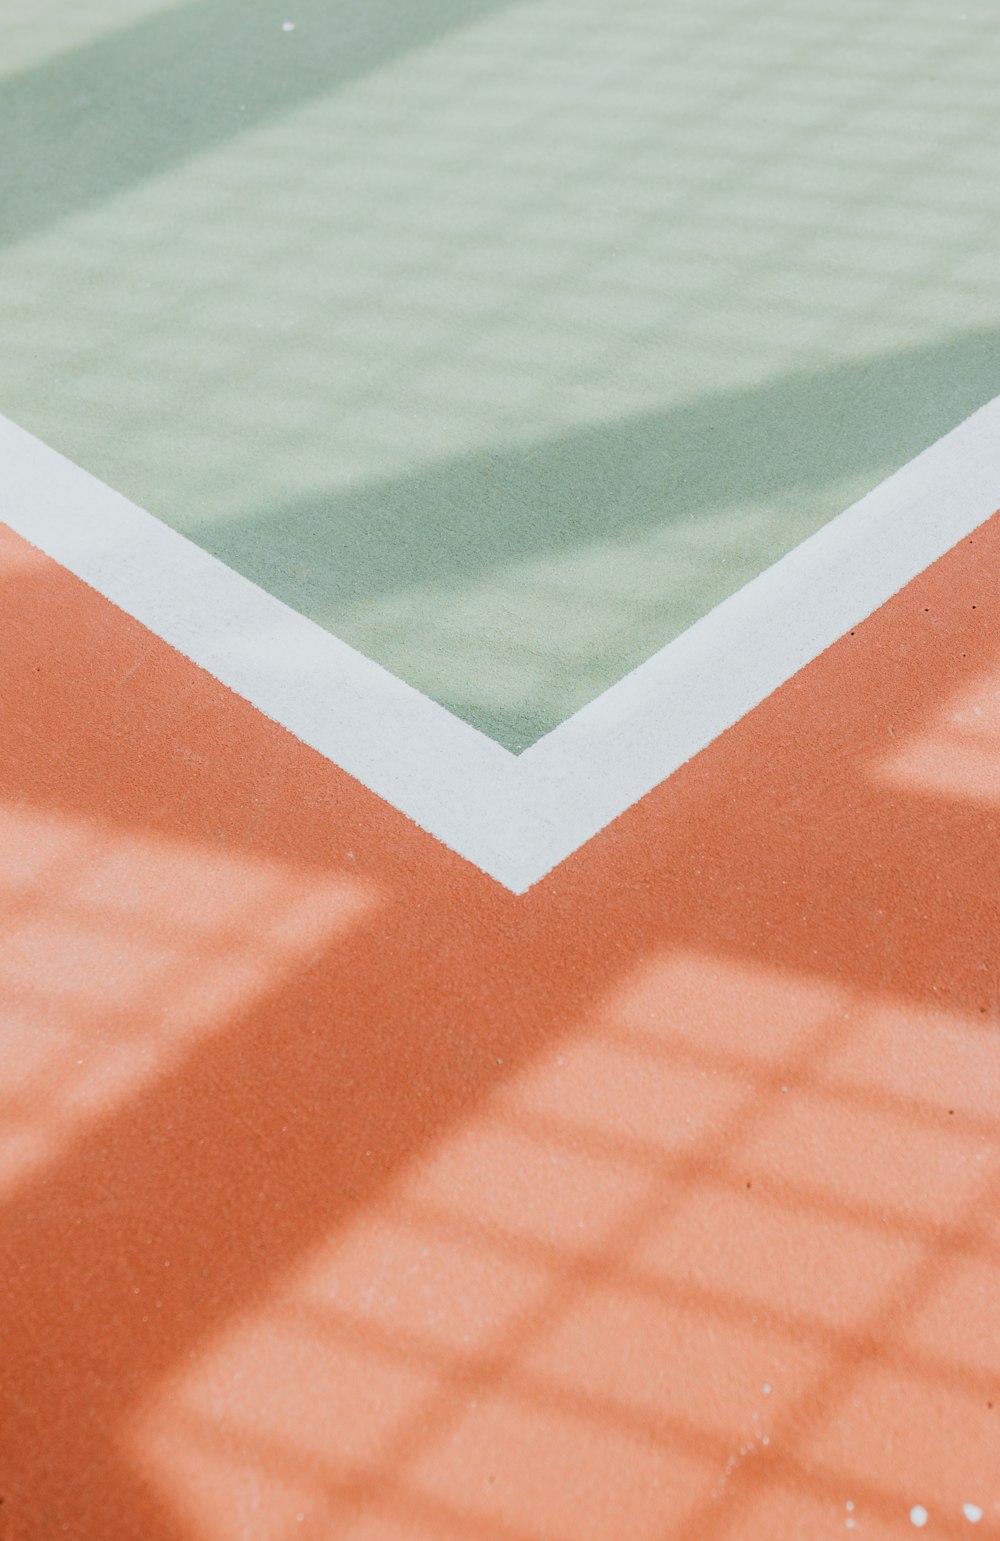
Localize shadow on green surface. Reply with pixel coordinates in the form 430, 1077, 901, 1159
3, 0, 999, 753
194, 325, 1000, 748
0, 0, 511, 247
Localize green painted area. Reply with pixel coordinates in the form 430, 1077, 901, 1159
2, 0, 999, 749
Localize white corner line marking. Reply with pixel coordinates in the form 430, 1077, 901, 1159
3, 398, 999, 893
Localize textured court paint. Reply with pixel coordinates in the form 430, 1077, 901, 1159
5, 399, 1000, 889
1, 520, 998, 1539
2, 0, 1000, 746
0, 0, 182, 77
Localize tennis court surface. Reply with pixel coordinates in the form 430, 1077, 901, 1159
2, 2, 1000, 1537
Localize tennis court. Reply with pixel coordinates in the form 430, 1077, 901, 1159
2, 2, 999, 1536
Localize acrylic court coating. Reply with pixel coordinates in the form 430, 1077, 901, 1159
2, 2, 1000, 1538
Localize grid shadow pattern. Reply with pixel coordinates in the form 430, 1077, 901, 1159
0, 518, 997, 1538
1, 0, 999, 745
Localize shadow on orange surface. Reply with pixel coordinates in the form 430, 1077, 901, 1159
0, 517, 998, 1539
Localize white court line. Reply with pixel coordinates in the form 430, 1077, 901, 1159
2, 398, 999, 892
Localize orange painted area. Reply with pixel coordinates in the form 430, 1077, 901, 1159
1, 518, 999, 1540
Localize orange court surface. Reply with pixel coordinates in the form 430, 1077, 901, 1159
2, 510, 1000, 1539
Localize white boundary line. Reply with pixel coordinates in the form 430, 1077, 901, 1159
3, 399, 999, 891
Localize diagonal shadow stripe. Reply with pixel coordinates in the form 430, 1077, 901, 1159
196, 326, 1000, 747
0, 0, 513, 249
213, 327, 1000, 613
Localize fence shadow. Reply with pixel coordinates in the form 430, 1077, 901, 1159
0, 513, 997, 1537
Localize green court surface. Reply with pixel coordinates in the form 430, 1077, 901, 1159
2, 0, 1000, 747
